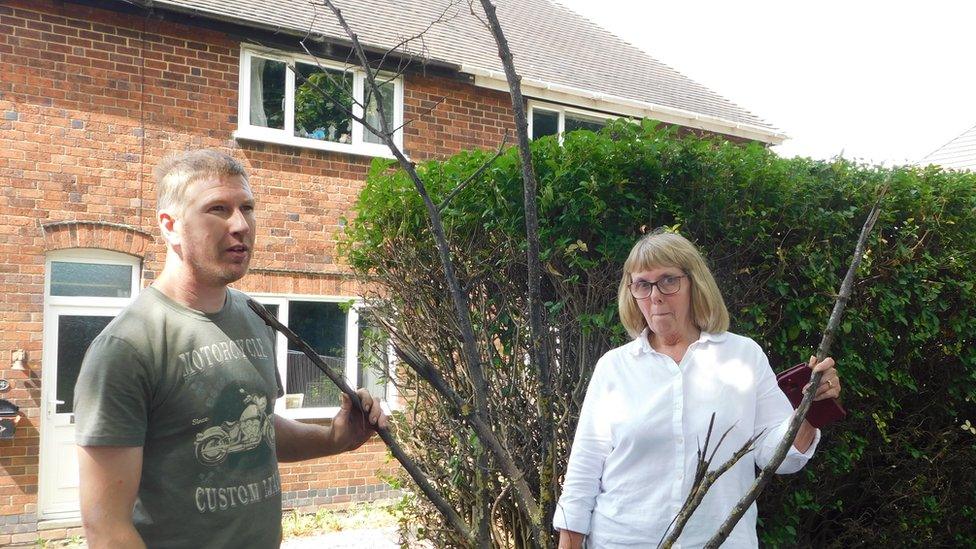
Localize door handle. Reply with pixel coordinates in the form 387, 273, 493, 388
47, 399, 65, 417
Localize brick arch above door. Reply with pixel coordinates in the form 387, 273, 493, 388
41, 221, 154, 258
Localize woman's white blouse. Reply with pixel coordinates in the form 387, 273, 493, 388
554, 330, 820, 547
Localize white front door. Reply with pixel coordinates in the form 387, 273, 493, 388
39, 251, 140, 519
39, 307, 115, 518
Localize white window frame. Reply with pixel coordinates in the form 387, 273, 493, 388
40, 249, 142, 519
45, 249, 142, 308
527, 100, 618, 142
251, 293, 398, 420
235, 45, 404, 158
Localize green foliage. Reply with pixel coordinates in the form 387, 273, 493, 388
342, 120, 976, 546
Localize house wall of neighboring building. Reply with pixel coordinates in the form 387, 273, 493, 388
0, 0, 513, 543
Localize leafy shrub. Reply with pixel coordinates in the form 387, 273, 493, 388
342, 121, 976, 546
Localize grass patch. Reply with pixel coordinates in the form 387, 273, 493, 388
282, 501, 398, 538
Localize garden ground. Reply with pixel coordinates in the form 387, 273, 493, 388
21, 502, 403, 548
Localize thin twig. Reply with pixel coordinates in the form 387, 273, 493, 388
374, 1, 460, 72
438, 132, 509, 211
246, 299, 473, 542
393, 96, 447, 134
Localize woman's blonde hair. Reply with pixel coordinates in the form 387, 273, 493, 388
617, 230, 729, 338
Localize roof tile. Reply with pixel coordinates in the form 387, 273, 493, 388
922, 123, 976, 171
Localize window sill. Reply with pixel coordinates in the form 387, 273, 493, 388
234, 128, 398, 159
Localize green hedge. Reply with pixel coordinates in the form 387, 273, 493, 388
344, 121, 976, 546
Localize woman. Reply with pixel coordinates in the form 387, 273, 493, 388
554, 231, 841, 548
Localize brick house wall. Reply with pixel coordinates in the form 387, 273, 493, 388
0, 0, 514, 543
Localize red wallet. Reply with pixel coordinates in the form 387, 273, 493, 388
776, 363, 846, 428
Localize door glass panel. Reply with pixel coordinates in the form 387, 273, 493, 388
57, 315, 113, 414
286, 301, 347, 408
51, 262, 132, 298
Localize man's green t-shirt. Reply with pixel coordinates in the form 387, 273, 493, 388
75, 287, 284, 548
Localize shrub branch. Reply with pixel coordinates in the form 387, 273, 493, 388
246, 299, 473, 542
702, 181, 890, 548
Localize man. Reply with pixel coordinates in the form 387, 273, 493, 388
74, 149, 387, 548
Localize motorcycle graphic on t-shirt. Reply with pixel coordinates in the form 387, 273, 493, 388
194, 390, 274, 466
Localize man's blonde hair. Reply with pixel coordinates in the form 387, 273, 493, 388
617, 230, 730, 338
154, 149, 249, 213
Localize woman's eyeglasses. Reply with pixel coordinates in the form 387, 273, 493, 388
629, 275, 687, 299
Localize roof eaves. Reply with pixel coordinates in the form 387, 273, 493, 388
465, 64, 787, 145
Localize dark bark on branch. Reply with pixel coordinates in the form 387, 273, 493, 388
702, 182, 889, 548
474, 1, 553, 539
319, 0, 491, 414
246, 299, 473, 542
316, 0, 544, 535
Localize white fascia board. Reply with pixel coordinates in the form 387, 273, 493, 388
466, 66, 787, 145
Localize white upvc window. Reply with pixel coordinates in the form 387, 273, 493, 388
45, 249, 142, 309
527, 100, 616, 141
235, 45, 404, 158
252, 294, 397, 420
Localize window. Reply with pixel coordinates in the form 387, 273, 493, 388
50, 261, 133, 298
528, 101, 615, 141
237, 46, 404, 157
253, 296, 395, 419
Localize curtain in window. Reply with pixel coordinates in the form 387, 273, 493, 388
250, 58, 268, 127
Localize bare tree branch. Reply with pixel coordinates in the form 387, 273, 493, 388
491, 483, 513, 545
246, 299, 474, 543
657, 414, 763, 548
373, 1, 460, 73
475, 0, 554, 537
703, 180, 890, 548
393, 96, 447, 134
315, 0, 544, 533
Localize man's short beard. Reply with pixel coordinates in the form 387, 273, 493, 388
216, 268, 247, 285
216, 261, 249, 285
188, 256, 249, 287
